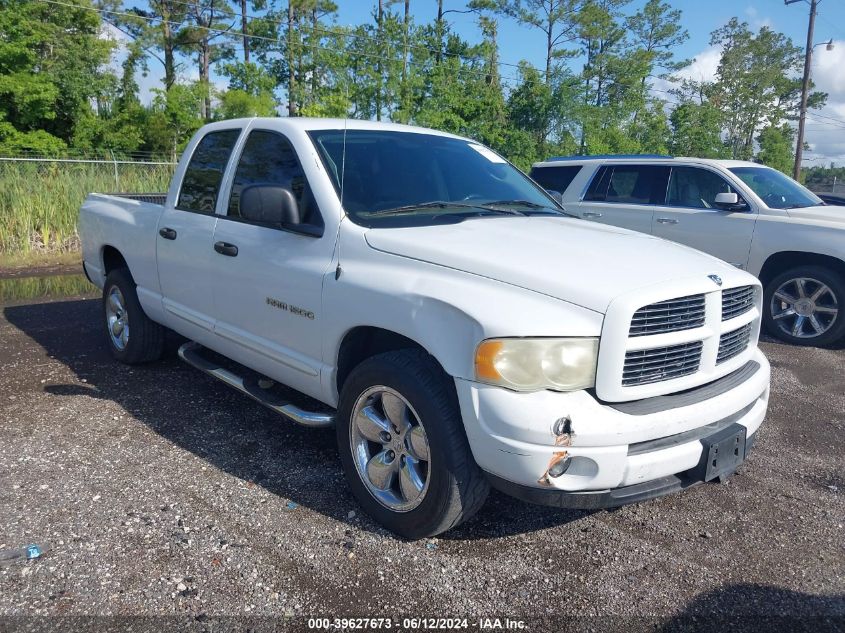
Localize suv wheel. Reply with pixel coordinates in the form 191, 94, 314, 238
763, 265, 845, 346
103, 268, 165, 364
336, 349, 489, 539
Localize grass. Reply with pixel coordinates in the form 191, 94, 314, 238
0, 250, 81, 271
0, 274, 97, 303
0, 160, 173, 265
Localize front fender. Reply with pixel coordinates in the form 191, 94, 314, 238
318, 232, 604, 405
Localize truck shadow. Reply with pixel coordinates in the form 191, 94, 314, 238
659, 583, 845, 632
3, 298, 589, 540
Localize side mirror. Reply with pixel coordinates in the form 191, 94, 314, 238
714, 192, 748, 211
546, 189, 564, 204
239, 184, 301, 225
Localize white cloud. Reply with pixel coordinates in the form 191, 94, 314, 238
802, 40, 845, 165
812, 41, 845, 99
100, 21, 130, 44
675, 47, 721, 84
744, 6, 772, 30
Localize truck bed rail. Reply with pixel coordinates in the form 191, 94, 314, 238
104, 193, 167, 205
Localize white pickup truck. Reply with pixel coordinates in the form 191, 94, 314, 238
80, 119, 771, 538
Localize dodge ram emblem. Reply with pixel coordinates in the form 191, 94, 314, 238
708, 274, 723, 286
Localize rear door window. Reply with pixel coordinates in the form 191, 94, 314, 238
177, 129, 241, 213
529, 165, 582, 193
584, 165, 670, 204
584, 166, 612, 201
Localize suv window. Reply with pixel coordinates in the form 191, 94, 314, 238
667, 166, 740, 209
177, 129, 241, 213
227, 129, 323, 228
584, 165, 669, 204
529, 165, 582, 194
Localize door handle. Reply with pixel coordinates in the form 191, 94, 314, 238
583, 211, 603, 218
656, 218, 679, 225
158, 227, 177, 240
214, 241, 239, 257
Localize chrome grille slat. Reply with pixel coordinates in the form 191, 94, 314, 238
622, 341, 703, 386
629, 294, 706, 337
717, 323, 752, 364
623, 360, 701, 377
722, 285, 755, 321
631, 309, 706, 321
622, 349, 707, 368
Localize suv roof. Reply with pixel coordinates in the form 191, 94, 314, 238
532, 155, 761, 170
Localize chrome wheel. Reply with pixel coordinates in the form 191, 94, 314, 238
106, 286, 129, 350
349, 386, 431, 512
771, 276, 839, 339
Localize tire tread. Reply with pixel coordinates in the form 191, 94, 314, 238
104, 268, 165, 364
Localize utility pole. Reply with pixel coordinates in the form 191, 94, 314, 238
787, 0, 818, 182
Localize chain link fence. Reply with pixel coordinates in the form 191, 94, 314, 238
0, 156, 175, 257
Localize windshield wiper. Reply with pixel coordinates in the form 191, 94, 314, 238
480, 199, 572, 216
481, 199, 545, 209
365, 201, 523, 217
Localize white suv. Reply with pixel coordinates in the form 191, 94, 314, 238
531, 156, 845, 346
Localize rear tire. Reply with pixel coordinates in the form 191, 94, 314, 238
336, 349, 489, 539
763, 265, 845, 347
102, 268, 165, 364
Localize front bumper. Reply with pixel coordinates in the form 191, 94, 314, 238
454, 348, 770, 503
487, 431, 757, 510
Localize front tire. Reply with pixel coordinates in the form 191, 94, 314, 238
102, 268, 165, 364
336, 350, 489, 539
763, 265, 845, 347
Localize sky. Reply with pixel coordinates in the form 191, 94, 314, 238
114, 0, 845, 165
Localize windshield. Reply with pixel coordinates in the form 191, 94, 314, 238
308, 129, 564, 226
729, 166, 822, 210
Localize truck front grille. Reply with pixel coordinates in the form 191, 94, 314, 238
597, 283, 762, 401
629, 294, 705, 337
717, 323, 753, 364
722, 285, 755, 321
622, 341, 703, 386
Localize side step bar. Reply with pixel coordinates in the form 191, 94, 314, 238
177, 341, 335, 429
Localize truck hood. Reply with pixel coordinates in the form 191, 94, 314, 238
785, 204, 845, 224
364, 216, 731, 313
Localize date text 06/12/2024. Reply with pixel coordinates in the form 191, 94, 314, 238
306, 617, 527, 630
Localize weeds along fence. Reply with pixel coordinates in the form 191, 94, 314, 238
0, 156, 175, 257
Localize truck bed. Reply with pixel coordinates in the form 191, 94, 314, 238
79, 192, 168, 296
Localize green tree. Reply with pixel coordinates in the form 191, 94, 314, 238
179, 0, 236, 120
757, 123, 795, 175
0, 0, 116, 148
494, 0, 583, 82
145, 83, 206, 159
104, 0, 189, 91
669, 100, 725, 157
708, 18, 825, 160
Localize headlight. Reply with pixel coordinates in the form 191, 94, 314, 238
475, 338, 599, 392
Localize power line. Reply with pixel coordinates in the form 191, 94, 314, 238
109, 0, 536, 75
806, 110, 845, 127
47, 0, 530, 88
56, 0, 704, 109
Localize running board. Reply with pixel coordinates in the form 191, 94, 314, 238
177, 341, 335, 429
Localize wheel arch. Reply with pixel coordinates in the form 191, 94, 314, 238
758, 251, 845, 288
336, 326, 437, 395
101, 245, 130, 277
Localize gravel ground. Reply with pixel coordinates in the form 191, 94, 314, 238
0, 287, 843, 632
